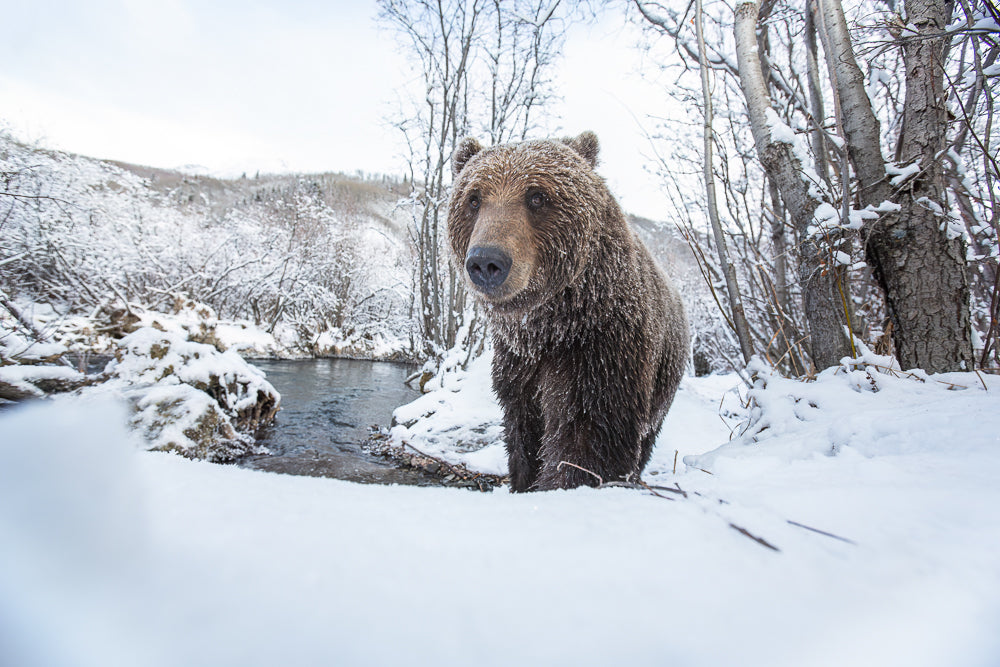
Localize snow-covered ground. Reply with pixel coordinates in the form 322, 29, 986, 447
2, 357, 999, 667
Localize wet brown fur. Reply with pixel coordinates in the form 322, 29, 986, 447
449, 132, 689, 491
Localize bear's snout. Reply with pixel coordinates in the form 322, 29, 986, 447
465, 246, 512, 293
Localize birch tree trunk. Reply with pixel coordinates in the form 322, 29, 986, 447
804, 0, 830, 186
697, 0, 755, 364
817, 0, 973, 372
734, 1, 851, 371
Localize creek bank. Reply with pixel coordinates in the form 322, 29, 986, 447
3, 297, 509, 484
236, 357, 502, 490
364, 431, 506, 491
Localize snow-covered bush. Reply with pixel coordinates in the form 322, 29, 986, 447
0, 131, 414, 358
2, 299, 281, 462
0, 303, 90, 401
685, 346, 1000, 474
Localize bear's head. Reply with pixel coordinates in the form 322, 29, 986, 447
448, 131, 609, 314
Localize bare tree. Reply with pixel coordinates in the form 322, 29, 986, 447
486, 0, 566, 144
635, 0, 994, 374
734, 0, 853, 370
637, 0, 851, 371
380, 0, 567, 364
696, 0, 755, 363
381, 0, 484, 358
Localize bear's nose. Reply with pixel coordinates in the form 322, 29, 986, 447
465, 246, 512, 292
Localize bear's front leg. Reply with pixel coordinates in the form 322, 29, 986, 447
533, 417, 644, 490
492, 340, 543, 492
501, 406, 543, 492
532, 353, 650, 491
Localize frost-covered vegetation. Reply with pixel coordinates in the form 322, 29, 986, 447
634, 0, 999, 375
101, 327, 279, 462
0, 131, 413, 359
1, 299, 280, 462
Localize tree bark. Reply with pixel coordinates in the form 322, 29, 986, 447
818, 0, 973, 372
734, 1, 851, 371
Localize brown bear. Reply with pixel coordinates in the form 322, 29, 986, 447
448, 131, 689, 492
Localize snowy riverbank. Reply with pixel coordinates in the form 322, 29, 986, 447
2, 357, 998, 667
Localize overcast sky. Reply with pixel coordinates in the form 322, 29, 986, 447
1, 0, 678, 220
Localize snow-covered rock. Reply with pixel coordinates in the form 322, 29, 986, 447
100, 328, 280, 462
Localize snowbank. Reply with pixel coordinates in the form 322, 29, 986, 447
387, 352, 506, 474
2, 302, 280, 462
1, 361, 998, 667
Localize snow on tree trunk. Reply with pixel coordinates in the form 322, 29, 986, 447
819, 0, 973, 373
734, 1, 852, 371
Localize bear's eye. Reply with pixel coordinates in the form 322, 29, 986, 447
468, 194, 481, 211
527, 190, 546, 211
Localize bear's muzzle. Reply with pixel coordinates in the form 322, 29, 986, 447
465, 246, 512, 293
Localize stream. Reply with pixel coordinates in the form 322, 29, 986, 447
240, 358, 439, 486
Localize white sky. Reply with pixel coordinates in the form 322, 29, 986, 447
0, 0, 678, 220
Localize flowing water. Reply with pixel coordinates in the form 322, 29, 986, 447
240, 358, 438, 485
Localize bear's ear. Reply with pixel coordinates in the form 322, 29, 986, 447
562, 131, 599, 168
452, 137, 483, 177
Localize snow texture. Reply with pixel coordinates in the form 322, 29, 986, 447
886, 161, 921, 186
389, 352, 506, 474
810, 199, 903, 236
763, 108, 830, 205
948, 15, 1000, 33
2, 357, 998, 667
765, 107, 799, 145
833, 250, 852, 266
0, 329, 67, 362
810, 202, 841, 235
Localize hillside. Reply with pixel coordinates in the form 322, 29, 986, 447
0, 132, 416, 358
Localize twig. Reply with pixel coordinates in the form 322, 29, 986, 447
856, 362, 969, 390
973, 369, 988, 391
557, 460, 603, 486
0, 293, 50, 342
786, 520, 857, 545
601, 480, 676, 500
729, 523, 781, 552
399, 441, 466, 476
646, 481, 689, 499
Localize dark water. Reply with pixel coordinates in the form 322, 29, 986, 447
240, 358, 437, 485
